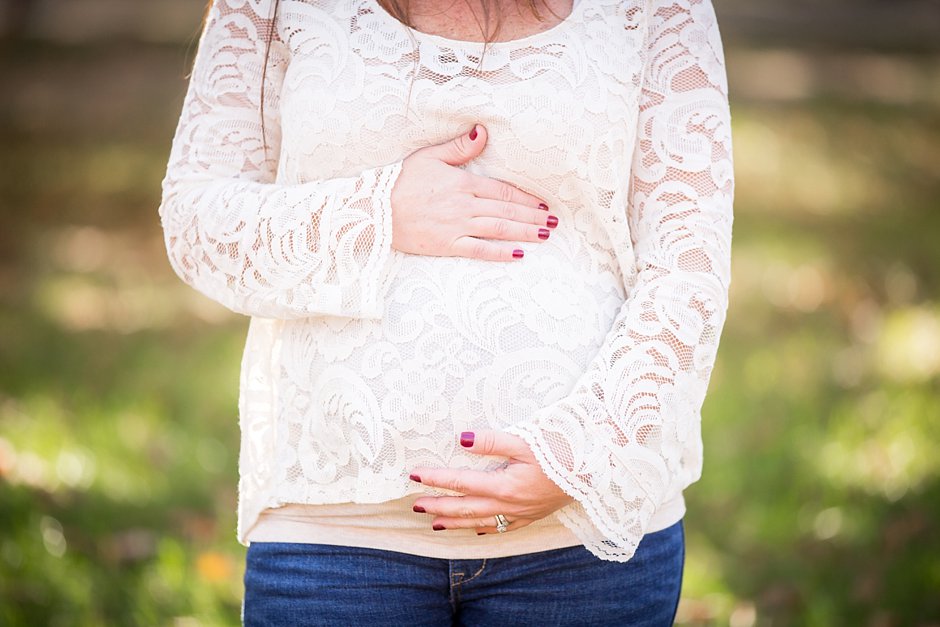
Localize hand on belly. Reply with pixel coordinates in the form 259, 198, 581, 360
408, 429, 574, 534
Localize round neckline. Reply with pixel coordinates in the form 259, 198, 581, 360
369, 0, 584, 49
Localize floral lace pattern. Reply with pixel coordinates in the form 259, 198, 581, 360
158, 0, 733, 562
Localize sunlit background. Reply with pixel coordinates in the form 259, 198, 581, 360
1, 0, 938, 625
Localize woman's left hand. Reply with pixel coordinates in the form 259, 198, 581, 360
410, 430, 575, 534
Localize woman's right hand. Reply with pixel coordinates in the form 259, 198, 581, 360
390, 125, 557, 262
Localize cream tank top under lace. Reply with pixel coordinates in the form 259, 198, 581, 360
158, 0, 733, 562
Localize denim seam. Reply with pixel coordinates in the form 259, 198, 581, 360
448, 558, 487, 611
458, 559, 487, 586
448, 561, 461, 612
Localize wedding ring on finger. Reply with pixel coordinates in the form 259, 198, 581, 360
494, 513, 510, 533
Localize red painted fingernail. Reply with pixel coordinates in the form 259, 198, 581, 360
469, 126, 478, 141
512, 249, 524, 259
432, 524, 446, 531
413, 505, 426, 513
538, 228, 550, 240
460, 432, 475, 448
409, 474, 422, 483
546, 215, 558, 228
538, 203, 549, 211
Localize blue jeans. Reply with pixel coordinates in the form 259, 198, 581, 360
243, 519, 684, 626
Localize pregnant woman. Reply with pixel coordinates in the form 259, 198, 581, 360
158, 0, 734, 624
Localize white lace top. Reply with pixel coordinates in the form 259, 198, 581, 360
158, 0, 733, 562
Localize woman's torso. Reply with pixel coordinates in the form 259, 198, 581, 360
239, 0, 649, 529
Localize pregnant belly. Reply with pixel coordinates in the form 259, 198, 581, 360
275, 245, 624, 478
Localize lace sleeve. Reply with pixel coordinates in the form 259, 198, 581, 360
157, 0, 402, 320
505, 0, 734, 562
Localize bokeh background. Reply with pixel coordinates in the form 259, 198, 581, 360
1, 0, 939, 624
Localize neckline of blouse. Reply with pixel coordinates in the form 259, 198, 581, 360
367, 0, 586, 49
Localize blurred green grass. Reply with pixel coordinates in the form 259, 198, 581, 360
2, 31, 940, 627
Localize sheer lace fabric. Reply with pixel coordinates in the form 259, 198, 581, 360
159, 0, 733, 562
